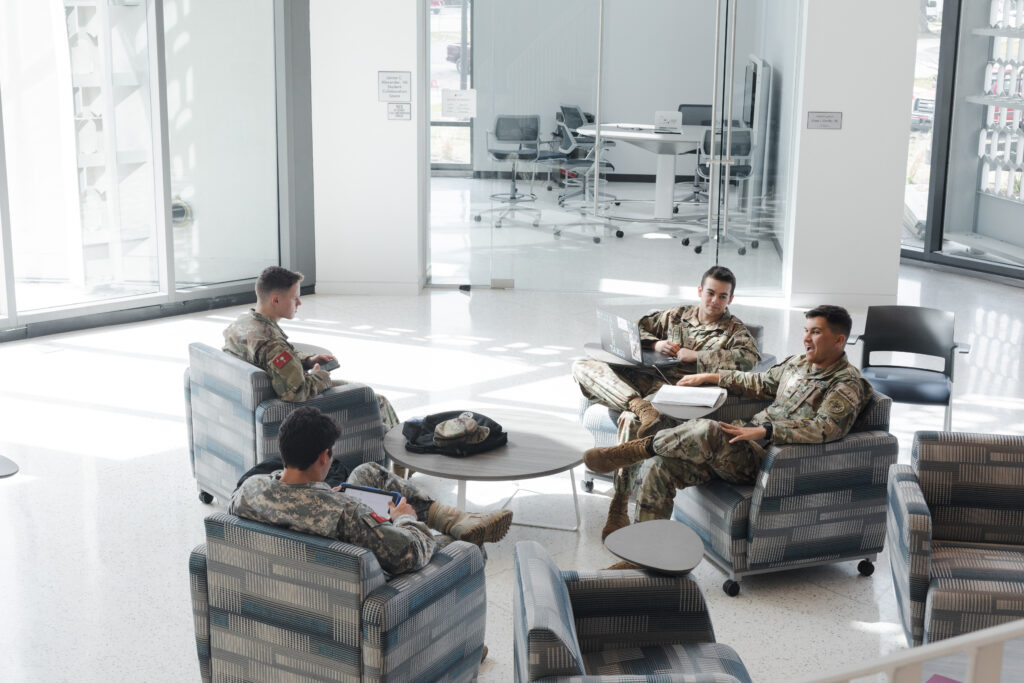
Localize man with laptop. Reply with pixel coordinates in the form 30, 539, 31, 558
571, 265, 760, 538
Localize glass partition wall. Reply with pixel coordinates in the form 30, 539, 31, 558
0, 0, 282, 333
427, 0, 799, 295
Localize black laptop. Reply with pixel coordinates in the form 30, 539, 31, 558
596, 310, 679, 368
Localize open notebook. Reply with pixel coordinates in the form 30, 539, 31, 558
652, 385, 725, 408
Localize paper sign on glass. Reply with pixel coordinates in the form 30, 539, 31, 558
442, 89, 477, 118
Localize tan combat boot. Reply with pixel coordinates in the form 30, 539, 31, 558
426, 503, 513, 546
628, 397, 662, 439
584, 436, 654, 474
601, 491, 630, 541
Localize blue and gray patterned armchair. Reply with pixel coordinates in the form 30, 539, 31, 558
512, 540, 752, 682
184, 342, 385, 504
672, 391, 899, 595
190, 513, 486, 682
887, 431, 1024, 646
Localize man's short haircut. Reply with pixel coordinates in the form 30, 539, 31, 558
278, 406, 340, 471
256, 266, 303, 301
805, 304, 853, 339
700, 265, 737, 295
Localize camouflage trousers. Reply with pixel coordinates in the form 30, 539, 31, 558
571, 358, 669, 413
331, 379, 400, 429
635, 418, 763, 522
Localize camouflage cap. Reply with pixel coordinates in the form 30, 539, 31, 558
434, 411, 490, 447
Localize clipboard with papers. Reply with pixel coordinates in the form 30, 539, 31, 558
650, 385, 728, 420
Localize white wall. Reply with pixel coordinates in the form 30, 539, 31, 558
784, 0, 917, 308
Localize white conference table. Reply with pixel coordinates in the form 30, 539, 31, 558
576, 123, 703, 220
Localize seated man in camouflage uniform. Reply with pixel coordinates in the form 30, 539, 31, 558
571, 265, 760, 539
231, 407, 513, 576
583, 305, 871, 546
223, 265, 399, 436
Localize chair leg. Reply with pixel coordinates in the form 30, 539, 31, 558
943, 402, 952, 432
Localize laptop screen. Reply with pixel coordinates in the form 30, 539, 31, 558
597, 310, 643, 363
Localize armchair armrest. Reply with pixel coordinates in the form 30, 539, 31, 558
562, 569, 716, 651
846, 334, 861, 345
188, 544, 212, 683
886, 464, 932, 647
746, 430, 899, 568
362, 541, 486, 680
955, 342, 971, 354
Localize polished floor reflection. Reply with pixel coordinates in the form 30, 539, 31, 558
0, 263, 1022, 681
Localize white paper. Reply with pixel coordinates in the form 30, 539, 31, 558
442, 89, 477, 118
652, 385, 725, 407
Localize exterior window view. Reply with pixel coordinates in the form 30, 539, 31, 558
3, 2, 1024, 683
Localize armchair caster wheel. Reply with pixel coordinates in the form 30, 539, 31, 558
199, 491, 214, 504
857, 559, 875, 577
682, 238, 690, 246
694, 245, 703, 254
723, 580, 740, 597
752, 240, 759, 248
473, 214, 482, 222
738, 247, 746, 255
615, 230, 624, 238
582, 479, 595, 492
593, 237, 601, 243
614, 201, 621, 206
673, 205, 679, 214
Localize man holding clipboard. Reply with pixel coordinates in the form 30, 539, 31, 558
230, 407, 512, 576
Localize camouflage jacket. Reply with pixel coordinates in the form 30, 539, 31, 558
638, 305, 759, 376
223, 309, 332, 402
718, 353, 872, 444
229, 472, 437, 575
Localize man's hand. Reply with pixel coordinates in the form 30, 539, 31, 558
718, 422, 767, 444
654, 340, 681, 356
677, 373, 718, 387
389, 497, 417, 521
675, 347, 698, 363
306, 353, 335, 368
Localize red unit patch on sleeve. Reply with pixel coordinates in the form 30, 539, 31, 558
370, 512, 389, 524
271, 350, 293, 369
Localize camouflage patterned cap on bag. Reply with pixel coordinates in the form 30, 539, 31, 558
434, 411, 490, 447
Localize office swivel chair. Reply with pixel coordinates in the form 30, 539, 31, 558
473, 114, 543, 228
682, 127, 757, 255
674, 104, 713, 205
847, 305, 970, 431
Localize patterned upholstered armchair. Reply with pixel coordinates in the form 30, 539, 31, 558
673, 391, 899, 595
190, 513, 486, 682
513, 541, 751, 682
887, 431, 1024, 646
184, 342, 385, 504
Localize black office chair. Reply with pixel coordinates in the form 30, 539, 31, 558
553, 120, 615, 209
848, 306, 971, 431
473, 114, 542, 228
675, 104, 713, 205
682, 128, 757, 255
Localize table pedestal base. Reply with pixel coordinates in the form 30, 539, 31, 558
455, 469, 580, 532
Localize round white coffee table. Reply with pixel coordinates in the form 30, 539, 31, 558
384, 409, 591, 532
605, 519, 703, 575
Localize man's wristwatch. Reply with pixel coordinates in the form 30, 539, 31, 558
761, 421, 774, 442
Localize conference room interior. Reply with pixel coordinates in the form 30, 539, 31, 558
3, 0, 1024, 681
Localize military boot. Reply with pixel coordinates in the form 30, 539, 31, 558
601, 491, 630, 541
426, 503, 513, 546
628, 397, 662, 439
584, 436, 654, 474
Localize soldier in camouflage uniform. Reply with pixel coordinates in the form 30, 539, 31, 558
231, 407, 512, 576
571, 266, 760, 538
584, 304, 872, 528
223, 266, 399, 428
